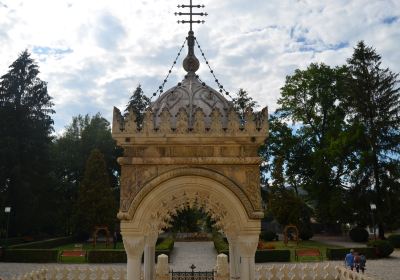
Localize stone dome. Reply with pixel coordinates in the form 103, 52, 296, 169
151, 72, 232, 129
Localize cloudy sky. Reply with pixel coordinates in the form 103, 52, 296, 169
0, 0, 399, 133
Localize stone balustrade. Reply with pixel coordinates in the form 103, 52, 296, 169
9, 261, 375, 280
256, 264, 375, 280
11, 267, 132, 280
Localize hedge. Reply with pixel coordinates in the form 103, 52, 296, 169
3, 249, 59, 263
255, 250, 291, 263
87, 249, 173, 263
9, 236, 74, 249
326, 247, 378, 260
388, 234, 400, 248
87, 250, 126, 263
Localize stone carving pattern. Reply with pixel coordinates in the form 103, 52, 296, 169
125, 108, 137, 133
227, 109, 240, 134
159, 108, 171, 134
244, 107, 256, 133
210, 108, 222, 134
142, 109, 154, 134
175, 108, 188, 134
193, 108, 206, 133
112, 107, 124, 133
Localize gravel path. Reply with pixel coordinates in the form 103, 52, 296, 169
170, 241, 217, 271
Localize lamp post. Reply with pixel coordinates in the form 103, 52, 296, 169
370, 203, 376, 240
4, 207, 11, 247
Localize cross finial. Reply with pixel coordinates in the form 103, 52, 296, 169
175, 0, 207, 31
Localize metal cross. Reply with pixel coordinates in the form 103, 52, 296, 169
175, 0, 208, 31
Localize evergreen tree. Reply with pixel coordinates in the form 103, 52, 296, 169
73, 149, 116, 239
345, 41, 400, 238
0, 50, 55, 236
52, 113, 121, 234
125, 84, 150, 128
232, 88, 258, 120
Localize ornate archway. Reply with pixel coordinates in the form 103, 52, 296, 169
112, 24, 268, 280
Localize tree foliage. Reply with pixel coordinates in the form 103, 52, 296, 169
125, 84, 150, 128
73, 149, 116, 239
0, 50, 56, 235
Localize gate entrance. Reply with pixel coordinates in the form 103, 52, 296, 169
112, 10, 268, 280
171, 265, 214, 280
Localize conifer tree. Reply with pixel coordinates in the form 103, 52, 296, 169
345, 41, 400, 238
232, 88, 258, 120
0, 50, 55, 235
125, 84, 150, 128
73, 149, 116, 239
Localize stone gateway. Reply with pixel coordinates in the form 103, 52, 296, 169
112, 24, 268, 280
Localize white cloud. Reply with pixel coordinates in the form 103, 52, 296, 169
0, 0, 399, 132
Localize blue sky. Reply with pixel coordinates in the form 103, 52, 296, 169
0, 0, 399, 134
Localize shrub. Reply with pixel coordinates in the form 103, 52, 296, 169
213, 234, 229, 254
260, 231, 277, 242
9, 236, 74, 249
367, 240, 394, 258
87, 250, 126, 263
3, 249, 59, 262
349, 227, 369, 242
388, 234, 400, 248
326, 247, 377, 260
156, 238, 174, 251
255, 250, 290, 262
263, 243, 276, 250
299, 228, 313, 241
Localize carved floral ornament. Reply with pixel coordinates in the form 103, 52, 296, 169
121, 190, 239, 236
112, 106, 268, 136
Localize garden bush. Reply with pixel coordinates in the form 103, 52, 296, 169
255, 250, 290, 262
299, 228, 313, 241
156, 237, 174, 251
349, 227, 369, 242
9, 236, 74, 249
213, 233, 229, 254
260, 231, 277, 242
388, 234, 400, 248
367, 240, 394, 258
326, 247, 377, 260
87, 250, 126, 263
3, 249, 59, 262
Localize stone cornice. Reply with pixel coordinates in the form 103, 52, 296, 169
117, 157, 262, 165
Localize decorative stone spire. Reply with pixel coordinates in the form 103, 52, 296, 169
182, 31, 200, 73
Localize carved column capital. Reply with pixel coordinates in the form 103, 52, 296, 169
237, 234, 259, 257
122, 234, 145, 258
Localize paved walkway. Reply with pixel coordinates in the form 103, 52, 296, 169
312, 234, 367, 248
170, 241, 217, 271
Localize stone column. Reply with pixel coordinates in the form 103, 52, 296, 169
226, 235, 240, 280
144, 233, 158, 280
237, 235, 259, 280
123, 234, 145, 280
156, 254, 170, 280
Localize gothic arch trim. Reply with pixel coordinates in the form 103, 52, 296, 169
118, 167, 261, 221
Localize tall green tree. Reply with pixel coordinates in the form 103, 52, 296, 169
73, 149, 116, 239
0, 50, 55, 236
52, 113, 121, 234
232, 88, 258, 120
125, 84, 150, 128
345, 41, 400, 238
275, 63, 350, 225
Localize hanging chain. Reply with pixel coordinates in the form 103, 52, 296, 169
151, 38, 188, 100
195, 38, 233, 100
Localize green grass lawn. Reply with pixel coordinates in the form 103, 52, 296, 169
56, 241, 125, 251
260, 240, 344, 261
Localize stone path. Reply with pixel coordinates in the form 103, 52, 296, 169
170, 241, 217, 271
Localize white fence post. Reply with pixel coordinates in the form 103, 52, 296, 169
215, 253, 229, 280
156, 254, 170, 280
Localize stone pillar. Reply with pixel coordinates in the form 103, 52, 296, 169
123, 234, 145, 280
144, 234, 158, 280
237, 235, 259, 280
156, 254, 170, 280
215, 254, 229, 280
226, 235, 240, 280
